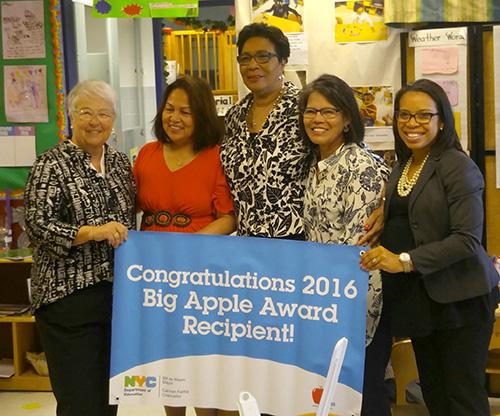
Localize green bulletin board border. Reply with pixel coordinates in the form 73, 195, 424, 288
0, 0, 65, 197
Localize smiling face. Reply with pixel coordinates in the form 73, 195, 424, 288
70, 96, 115, 155
304, 91, 350, 160
162, 88, 195, 148
239, 36, 285, 98
397, 91, 443, 157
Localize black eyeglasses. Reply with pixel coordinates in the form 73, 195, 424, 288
302, 107, 342, 119
237, 52, 280, 66
396, 111, 439, 124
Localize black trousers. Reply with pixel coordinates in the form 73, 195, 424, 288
361, 306, 392, 416
35, 281, 118, 416
411, 321, 493, 416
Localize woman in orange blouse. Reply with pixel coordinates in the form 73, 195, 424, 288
134, 76, 235, 236
133, 76, 236, 416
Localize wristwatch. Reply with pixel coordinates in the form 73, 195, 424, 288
399, 252, 411, 273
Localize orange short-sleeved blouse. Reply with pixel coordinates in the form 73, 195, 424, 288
133, 141, 234, 233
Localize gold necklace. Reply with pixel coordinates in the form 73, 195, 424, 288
397, 153, 430, 197
249, 83, 287, 129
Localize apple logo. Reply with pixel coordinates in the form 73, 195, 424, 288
312, 387, 323, 404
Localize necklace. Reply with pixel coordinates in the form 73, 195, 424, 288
397, 153, 430, 197
249, 83, 287, 129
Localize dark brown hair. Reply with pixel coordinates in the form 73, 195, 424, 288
152, 76, 222, 151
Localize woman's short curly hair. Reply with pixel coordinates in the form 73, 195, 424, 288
67, 79, 119, 117
236, 22, 290, 62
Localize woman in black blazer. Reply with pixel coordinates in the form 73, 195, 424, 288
360, 79, 499, 416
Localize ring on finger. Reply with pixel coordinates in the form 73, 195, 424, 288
372, 258, 378, 265
114, 233, 120, 238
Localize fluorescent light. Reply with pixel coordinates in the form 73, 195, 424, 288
72, 0, 93, 6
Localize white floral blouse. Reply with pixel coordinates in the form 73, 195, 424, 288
304, 142, 390, 345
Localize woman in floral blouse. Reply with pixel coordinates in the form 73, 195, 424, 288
221, 23, 311, 240
298, 74, 390, 416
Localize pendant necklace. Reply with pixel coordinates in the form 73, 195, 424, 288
397, 153, 430, 197
249, 83, 287, 129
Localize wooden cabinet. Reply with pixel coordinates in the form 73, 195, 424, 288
0, 258, 51, 391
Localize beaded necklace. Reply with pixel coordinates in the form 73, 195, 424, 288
397, 153, 430, 197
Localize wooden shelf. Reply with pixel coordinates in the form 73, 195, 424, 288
0, 259, 51, 391
0, 367, 51, 391
0, 314, 34, 323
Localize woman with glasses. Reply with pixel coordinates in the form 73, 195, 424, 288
220, 22, 311, 241
25, 80, 136, 416
360, 79, 500, 416
298, 74, 390, 416
133, 75, 236, 416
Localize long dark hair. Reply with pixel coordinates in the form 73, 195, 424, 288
152, 76, 222, 151
298, 74, 364, 150
393, 79, 462, 162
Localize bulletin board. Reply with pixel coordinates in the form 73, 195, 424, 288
0, 0, 66, 195
409, 27, 469, 151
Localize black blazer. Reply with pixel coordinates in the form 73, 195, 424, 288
384, 146, 499, 303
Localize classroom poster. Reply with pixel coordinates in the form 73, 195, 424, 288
110, 231, 368, 416
252, 0, 304, 33
0, 126, 36, 167
409, 27, 468, 150
4, 65, 48, 123
334, 1, 388, 43
1, 0, 45, 59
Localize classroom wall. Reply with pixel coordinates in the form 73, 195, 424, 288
0, 0, 61, 192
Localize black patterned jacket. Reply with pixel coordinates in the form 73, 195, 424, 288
221, 82, 311, 237
25, 139, 136, 311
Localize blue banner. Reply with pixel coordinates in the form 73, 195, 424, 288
110, 230, 368, 415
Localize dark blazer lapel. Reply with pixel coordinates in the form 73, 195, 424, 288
408, 147, 441, 211
408, 159, 436, 211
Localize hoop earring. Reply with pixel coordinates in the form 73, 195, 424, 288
343, 125, 350, 133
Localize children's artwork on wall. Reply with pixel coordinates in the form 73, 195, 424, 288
252, 0, 304, 33
353, 85, 393, 128
1, 0, 45, 59
334, 1, 387, 43
4, 65, 48, 123
92, 0, 199, 18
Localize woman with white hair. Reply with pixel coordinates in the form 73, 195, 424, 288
25, 80, 136, 416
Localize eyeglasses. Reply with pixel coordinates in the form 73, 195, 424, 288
74, 109, 114, 123
302, 107, 341, 119
237, 52, 280, 66
396, 111, 439, 124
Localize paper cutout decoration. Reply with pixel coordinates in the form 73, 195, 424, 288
93, 0, 199, 18
421, 47, 458, 74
